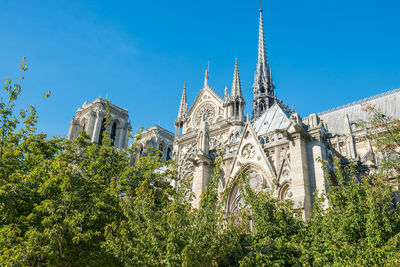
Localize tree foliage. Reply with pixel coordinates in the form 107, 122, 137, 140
1, 59, 400, 266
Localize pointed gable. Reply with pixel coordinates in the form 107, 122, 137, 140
187, 85, 224, 117
183, 70, 225, 131
252, 103, 291, 135
227, 122, 276, 188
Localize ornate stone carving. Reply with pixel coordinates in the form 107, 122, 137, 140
282, 169, 290, 178
178, 144, 198, 178
220, 132, 229, 144
241, 143, 255, 159
194, 103, 216, 127
278, 182, 292, 200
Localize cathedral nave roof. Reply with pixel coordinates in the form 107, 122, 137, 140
252, 103, 291, 136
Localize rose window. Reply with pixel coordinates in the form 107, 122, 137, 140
194, 103, 216, 127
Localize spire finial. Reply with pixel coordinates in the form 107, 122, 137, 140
252, 4, 275, 119
204, 68, 209, 87
231, 58, 242, 98
177, 82, 188, 119
259, 0, 262, 12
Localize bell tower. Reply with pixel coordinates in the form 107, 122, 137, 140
68, 97, 131, 148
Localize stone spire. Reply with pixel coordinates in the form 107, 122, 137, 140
225, 58, 245, 121
252, 8, 276, 119
177, 82, 188, 118
204, 68, 209, 87
175, 83, 188, 136
231, 58, 243, 98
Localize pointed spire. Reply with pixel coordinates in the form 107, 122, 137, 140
224, 85, 228, 98
231, 58, 243, 98
204, 68, 209, 87
177, 82, 188, 118
254, 8, 271, 90
252, 7, 275, 119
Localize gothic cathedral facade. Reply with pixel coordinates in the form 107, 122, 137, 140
69, 9, 400, 218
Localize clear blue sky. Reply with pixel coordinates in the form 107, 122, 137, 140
1, 0, 399, 138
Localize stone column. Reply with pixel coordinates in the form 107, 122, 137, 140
87, 111, 96, 139
68, 118, 77, 140
310, 132, 328, 200
274, 146, 280, 171
114, 125, 122, 148
228, 104, 233, 119
91, 111, 103, 143
239, 104, 244, 122
192, 157, 212, 208
289, 132, 311, 219
119, 124, 127, 148
192, 117, 212, 208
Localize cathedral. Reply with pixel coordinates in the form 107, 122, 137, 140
68, 8, 400, 218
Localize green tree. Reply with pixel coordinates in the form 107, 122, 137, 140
223, 172, 303, 267
0, 59, 131, 265
299, 106, 400, 266
2, 58, 400, 266
104, 154, 246, 266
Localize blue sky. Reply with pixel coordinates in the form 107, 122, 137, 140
1, 0, 399, 138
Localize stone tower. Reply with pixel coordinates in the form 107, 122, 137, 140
252, 8, 276, 119
68, 97, 131, 148
224, 58, 245, 122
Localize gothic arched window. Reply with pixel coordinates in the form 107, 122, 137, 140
248, 172, 264, 190
80, 118, 88, 133
111, 122, 117, 146
260, 100, 266, 112
166, 147, 172, 161
228, 171, 270, 215
98, 118, 106, 145
278, 182, 292, 200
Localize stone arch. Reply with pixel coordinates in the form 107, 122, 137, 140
110, 119, 121, 147
230, 163, 273, 189
139, 144, 144, 156
226, 163, 272, 215
166, 146, 172, 161
80, 117, 88, 132
278, 181, 292, 200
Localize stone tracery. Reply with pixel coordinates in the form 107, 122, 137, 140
194, 103, 216, 127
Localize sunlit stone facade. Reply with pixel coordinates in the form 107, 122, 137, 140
69, 9, 400, 218
68, 96, 131, 149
